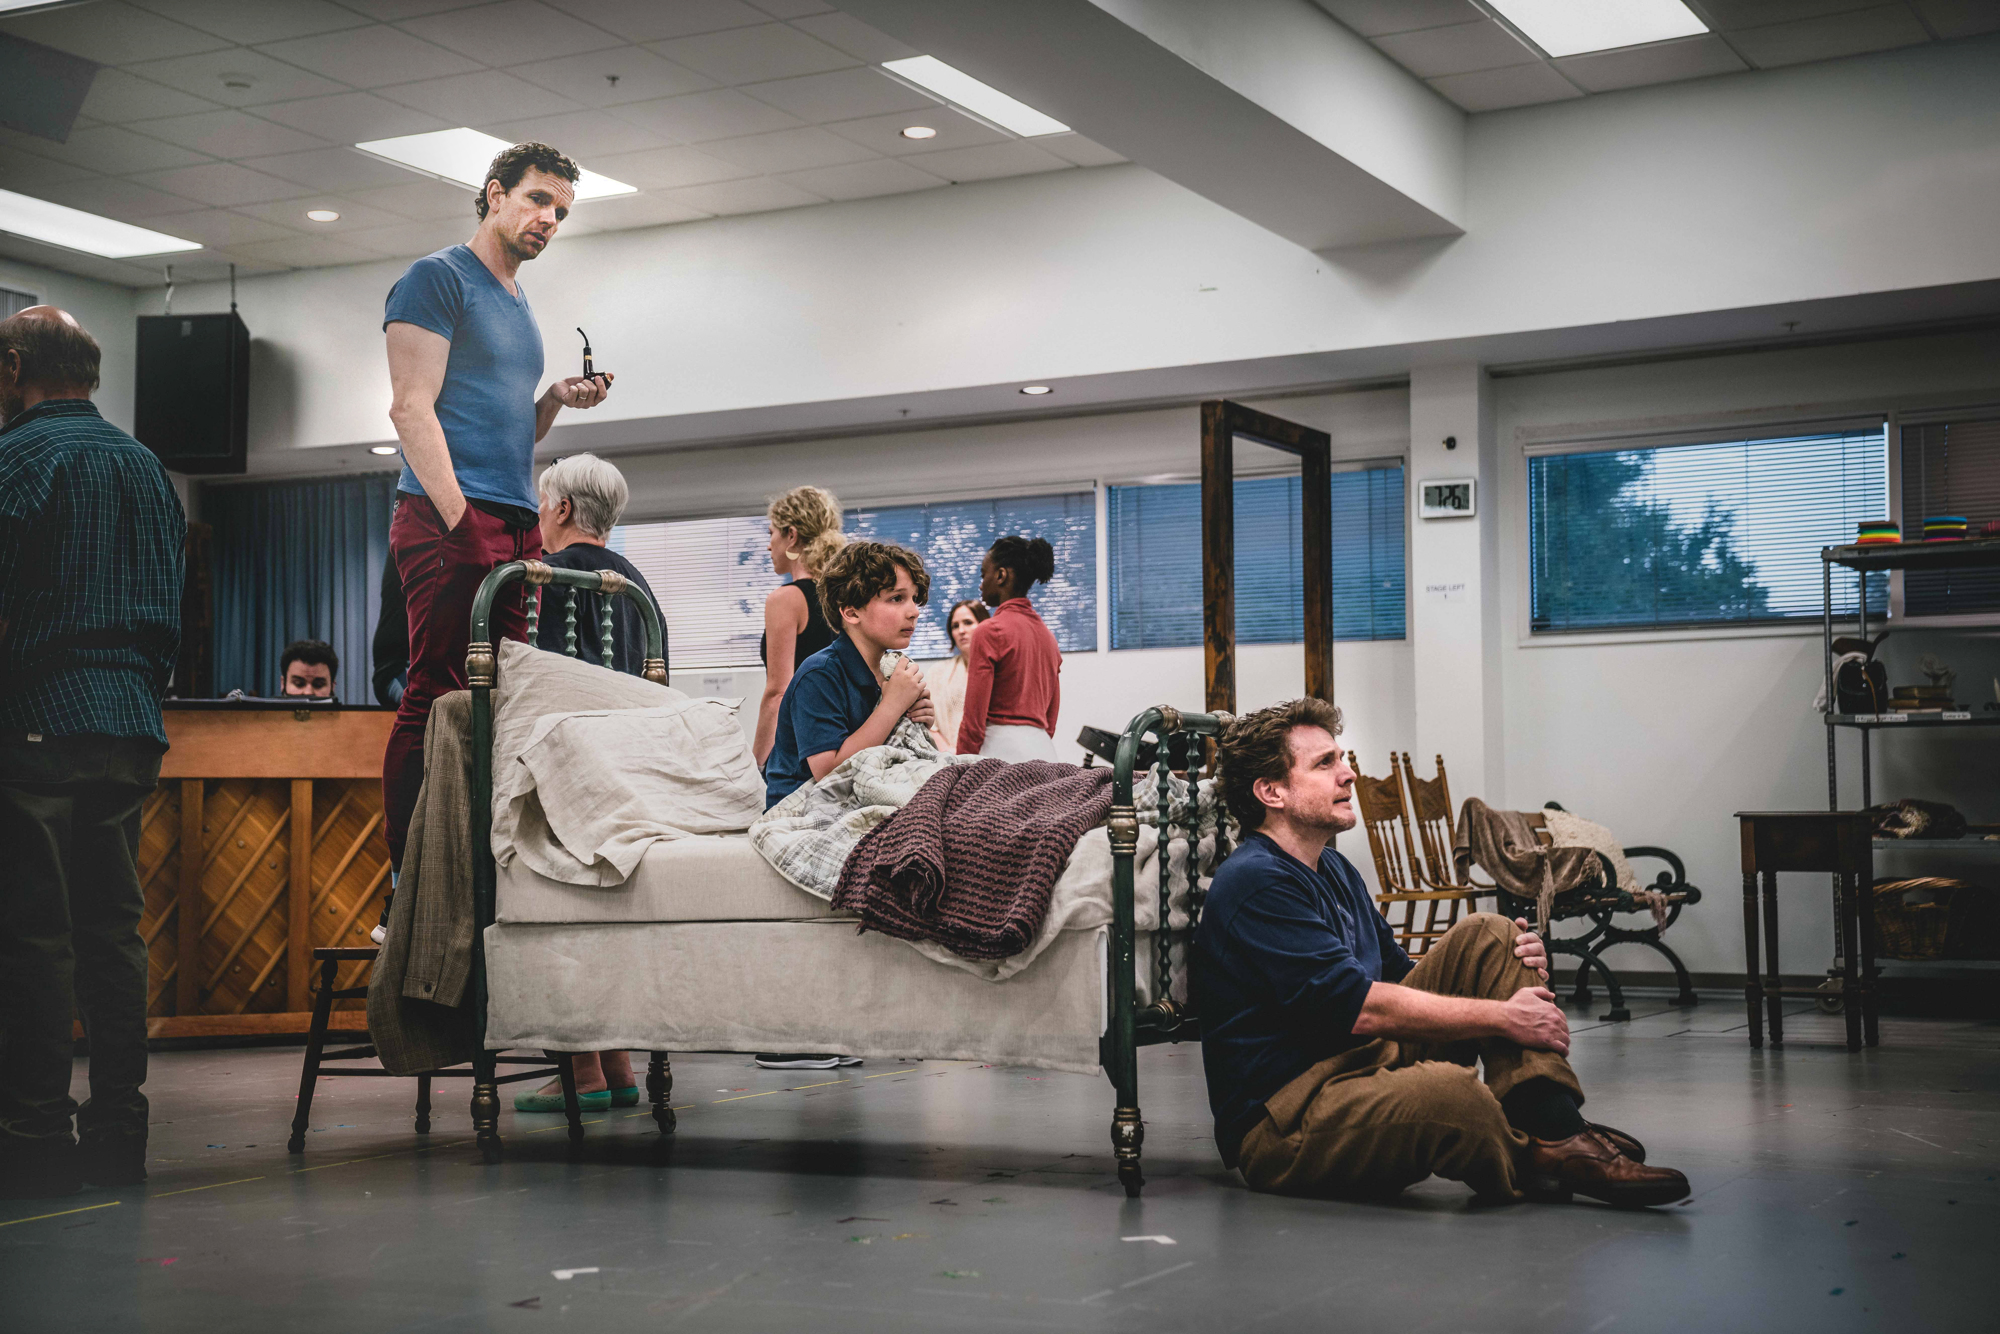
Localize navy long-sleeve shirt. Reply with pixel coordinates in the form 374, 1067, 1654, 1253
1192, 831, 1413, 1165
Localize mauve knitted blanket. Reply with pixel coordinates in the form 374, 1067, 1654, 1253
830, 758, 1115, 960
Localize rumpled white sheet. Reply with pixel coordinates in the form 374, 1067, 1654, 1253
504, 698, 766, 886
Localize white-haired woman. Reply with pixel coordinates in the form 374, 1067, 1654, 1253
514, 452, 664, 1115
752, 485, 847, 767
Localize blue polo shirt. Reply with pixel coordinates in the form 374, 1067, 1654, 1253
764, 632, 882, 808
383, 244, 544, 512
1192, 832, 1413, 1165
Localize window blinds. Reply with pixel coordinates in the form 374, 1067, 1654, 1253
845, 491, 1098, 657
1901, 418, 2000, 617
610, 514, 776, 671
1528, 428, 1889, 632
1107, 465, 1408, 650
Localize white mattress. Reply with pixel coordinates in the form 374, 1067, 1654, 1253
483, 919, 1121, 1076
496, 834, 839, 925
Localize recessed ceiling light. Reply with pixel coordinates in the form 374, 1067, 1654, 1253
1486, 0, 1706, 58
882, 56, 1069, 137
305, 208, 340, 222
900, 125, 937, 140
354, 128, 636, 200
369, 445, 399, 455
1019, 385, 1053, 396
0, 188, 201, 259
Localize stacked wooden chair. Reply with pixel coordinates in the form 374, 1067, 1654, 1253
1353, 753, 1486, 956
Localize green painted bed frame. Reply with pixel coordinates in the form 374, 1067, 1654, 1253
465, 561, 1228, 1197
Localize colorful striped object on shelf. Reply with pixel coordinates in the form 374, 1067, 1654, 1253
1855, 521, 1901, 545
1923, 515, 1968, 541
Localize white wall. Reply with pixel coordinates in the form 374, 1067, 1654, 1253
138, 35, 2000, 466
1489, 329, 2000, 980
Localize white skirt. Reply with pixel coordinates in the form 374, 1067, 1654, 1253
978, 724, 1058, 762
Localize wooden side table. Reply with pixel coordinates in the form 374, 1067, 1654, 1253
1735, 811, 1878, 1050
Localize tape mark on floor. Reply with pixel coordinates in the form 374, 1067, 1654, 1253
0, 1199, 121, 1229
1121, 1260, 1194, 1289
154, 1175, 264, 1197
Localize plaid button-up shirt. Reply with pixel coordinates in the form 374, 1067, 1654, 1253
0, 398, 185, 747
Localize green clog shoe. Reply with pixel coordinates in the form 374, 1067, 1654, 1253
610, 1086, 640, 1108
513, 1087, 612, 1113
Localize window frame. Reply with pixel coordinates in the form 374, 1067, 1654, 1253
1885, 403, 2000, 629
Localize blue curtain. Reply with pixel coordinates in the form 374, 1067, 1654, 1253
206, 472, 397, 704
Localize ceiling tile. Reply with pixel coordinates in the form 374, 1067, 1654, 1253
238, 146, 421, 190
77, 70, 223, 125
478, 109, 670, 156
649, 22, 857, 83
1913, 0, 2000, 38
332, 0, 474, 18
346, 177, 479, 219
128, 49, 352, 107
33, 176, 210, 221
823, 107, 1005, 156
255, 26, 482, 88
900, 141, 1074, 183
25, 125, 212, 175
397, 1, 625, 65
700, 125, 875, 172
1373, 20, 1538, 78
150, 208, 301, 248
555, 191, 709, 232
744, 0, 833, 17
328, 215, 476, 258
1427, 62, 1585, 111
612, 87, 803, 141
234, 195, 408, 230
1554, 35, 1750, 91
133, 161, 316, 206
1309, 0, 1485, 39
661, 175, 822, 215
251, 91, 450, 142
1697, 0, 1884, 26
540, 0, 767, 43
788, 11, 919, 62
1036, 133, 1127, 167
580, 142, 755, 188
740, 67, 936, 122
376, 69, 584, 122
229, 234, 387, 267
1730, 5, 1933, 66
136, 109, 331, 159
503, 45, 714, 106
132, 0, 373, 44
777, 156, 943, 201
0, 143, 97, 191
0, 2, 230, 65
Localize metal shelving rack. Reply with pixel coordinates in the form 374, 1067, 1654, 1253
1819, 536, 2000, 1002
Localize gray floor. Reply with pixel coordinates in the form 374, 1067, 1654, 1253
5, 993, 1996, 1333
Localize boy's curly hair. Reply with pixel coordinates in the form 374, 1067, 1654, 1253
816, 540, 930, 624
1216, 697, 1345, 832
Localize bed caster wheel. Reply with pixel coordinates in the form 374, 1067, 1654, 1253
478, 1138, 503, 1165
1815, 980, 1845, 1015
286, 1134, 304, 1154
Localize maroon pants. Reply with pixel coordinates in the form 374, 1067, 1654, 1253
382, 494, 539, 870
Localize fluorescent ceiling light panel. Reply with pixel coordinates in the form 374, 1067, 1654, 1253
354, 128, 635, 200
1485, 0, 1706, 58
881, 56, 1069, 137
0, 189, 201, 258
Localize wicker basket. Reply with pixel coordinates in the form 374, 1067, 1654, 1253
1872, 878, 1972, 960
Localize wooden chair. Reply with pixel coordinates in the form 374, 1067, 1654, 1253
1354, 755, 1482, 956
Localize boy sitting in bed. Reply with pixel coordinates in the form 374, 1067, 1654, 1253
763, 540, 943, 810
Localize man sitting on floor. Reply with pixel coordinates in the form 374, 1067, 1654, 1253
1194, 698, 1690, 1208
762, 540, 942, 811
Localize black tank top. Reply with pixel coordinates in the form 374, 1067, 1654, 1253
760, 577, 839, 667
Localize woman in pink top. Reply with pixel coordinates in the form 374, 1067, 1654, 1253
957, 534, 1062, 760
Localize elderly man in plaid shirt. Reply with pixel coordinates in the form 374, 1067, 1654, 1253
0, 307, 184, 1201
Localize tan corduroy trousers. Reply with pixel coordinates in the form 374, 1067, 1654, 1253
1235, 913, 1583, 1201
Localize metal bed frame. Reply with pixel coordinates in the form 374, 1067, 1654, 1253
460, 561, 1228, 1197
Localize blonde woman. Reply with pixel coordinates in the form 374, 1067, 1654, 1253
754, 485, 847, 766
923, 599, 989, 751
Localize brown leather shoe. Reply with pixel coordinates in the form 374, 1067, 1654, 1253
1586, 1122, 1646, 1163
1525, 1130, 1689, 1208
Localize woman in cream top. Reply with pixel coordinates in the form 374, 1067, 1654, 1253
924, 599, 989, 751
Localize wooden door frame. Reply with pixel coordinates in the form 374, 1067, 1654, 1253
1200, 400, 1334, 714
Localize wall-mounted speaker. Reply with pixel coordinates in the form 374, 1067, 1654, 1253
135, 311, 250, 475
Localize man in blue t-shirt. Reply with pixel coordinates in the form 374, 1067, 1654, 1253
1193, 698, 1690, 1208
378, 141, 616, 882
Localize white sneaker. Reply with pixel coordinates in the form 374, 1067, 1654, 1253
753, 1054, 842, 1070
369, 923, 387, 945
836, 1056, 864, 1066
